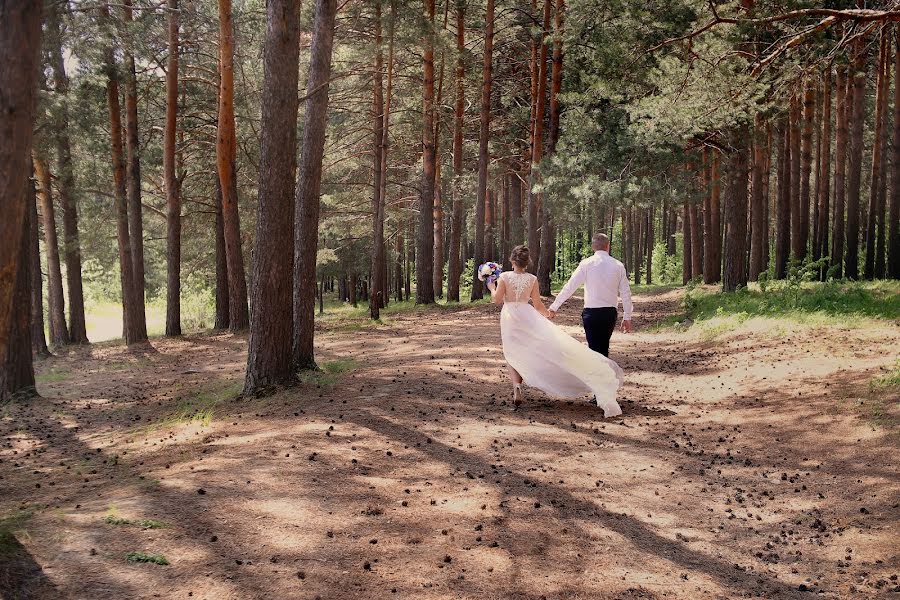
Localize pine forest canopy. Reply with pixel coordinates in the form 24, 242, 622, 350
1, 0, 899, 400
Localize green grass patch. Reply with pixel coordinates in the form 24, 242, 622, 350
144, 380, 242, 431
35, 368, 71, 383
125, 551, 169, 565
298, 358, 357, 387
0, 508, 35, 555
103, 515, 166, 529
662, 280, 900, 335
871, 360, 900, 390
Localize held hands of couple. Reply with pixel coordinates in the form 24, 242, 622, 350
547, 309, 557, 320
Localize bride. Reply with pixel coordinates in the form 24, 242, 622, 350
486, 245, 624, 417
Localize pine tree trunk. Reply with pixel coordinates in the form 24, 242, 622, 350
122, 0, 147, 340
874, 30, 890, 279
103, 12, 145, 345
217, 0, 250, 330
447, 0, 465, 302
528, 0, 551, 278
789, 93, 802, 263
723, 130, 750, 291
890, 25, 900, 279
750, 115, 767, 281
164, 0, 182, 336
0, 0, 41, 379
214, 178, 230, 329
47, 0, 88, 344
710, 151, 722, 280
831, 67, 849, 278
867, 27, 889, 279
689, 202, 702, 281
371, 0, 385, 318
645, 207, 654, 284
1, 173, 36, 400
380, 0, 396, 307
682, 201, 691, 284
845, 37, 866, 280
470, 0, 493, 300
815, 69, 832, 278
244, 0, 301, 394
418, 0, 437, 304
775, 120, 791, 279
548, 0, 564, 154
799, 83, 814, 261
293, 0, 337, 371
33, 154, 69, 347
432, 14, 446, 299
28, 178, 50, 357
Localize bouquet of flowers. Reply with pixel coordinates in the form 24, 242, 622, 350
478, 262, 502, 287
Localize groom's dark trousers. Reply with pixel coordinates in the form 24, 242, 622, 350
582, 307, 618, 357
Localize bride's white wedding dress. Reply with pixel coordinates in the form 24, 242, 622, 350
498, 271, 624, 417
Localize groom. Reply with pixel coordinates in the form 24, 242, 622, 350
547, 233, 632, 357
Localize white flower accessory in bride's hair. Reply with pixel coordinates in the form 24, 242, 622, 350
478, 262, 502, 285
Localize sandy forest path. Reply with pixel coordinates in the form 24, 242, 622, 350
1, 289, 898, 600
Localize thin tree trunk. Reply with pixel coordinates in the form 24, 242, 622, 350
682, 198, 691, 284
293, 0, 337, 371
723, 130, 750, 291
528, 0, 551, 277
417, 0, 437, 304
447, 0, 465, 302
890, 25, 900, 279
47, 0, 88, 344
875, 29, 890, 279
470, 0, 493, 300
799, 82, 814, 261
689, 202, 702, 280
217, 0, 250, 330
775, 120, 791, 279
816, 69, 832, 278
832, 67, 849, 278
645, 207, 654, 284
28, 176, 50, 357
845, 36, 866, 279
214, 178, 230, 329
245, 0, 300, 394
371, 0, 385, 318
122, 0, 147, 339
789, 93, 802, 262
164, 0, 182, 336
750, 115, 767, 281
33, 154, 69, 347
867, 26, 889, 279
433, 8, 446, 299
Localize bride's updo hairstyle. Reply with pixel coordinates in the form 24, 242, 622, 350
510, 245, 530, 269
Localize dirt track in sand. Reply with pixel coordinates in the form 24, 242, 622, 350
1, 288, 898, 600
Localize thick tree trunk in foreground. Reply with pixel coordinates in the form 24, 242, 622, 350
48, 0, 88, 344
0, 0, 41, 376
33, 155, 69, 347
470, 0, 493, 300
2, 178, 36, 401
28, 180, 50, 357
122, 0, 147, 340
245, 0, 301, 394
293, 0, 337, 371
165, 0, 182, 336
831, 67, 848, 279
890, 26, 900, 279
417, 0, 437, 304
447, 0, 465, 302
845, 38, 866, 280
217, 0, 250, 330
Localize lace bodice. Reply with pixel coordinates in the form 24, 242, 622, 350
500, 271, 536, 303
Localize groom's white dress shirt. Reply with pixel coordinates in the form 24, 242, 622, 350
548, 250, 632, 319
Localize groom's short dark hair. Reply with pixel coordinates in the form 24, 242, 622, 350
592, 233, 610, 250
